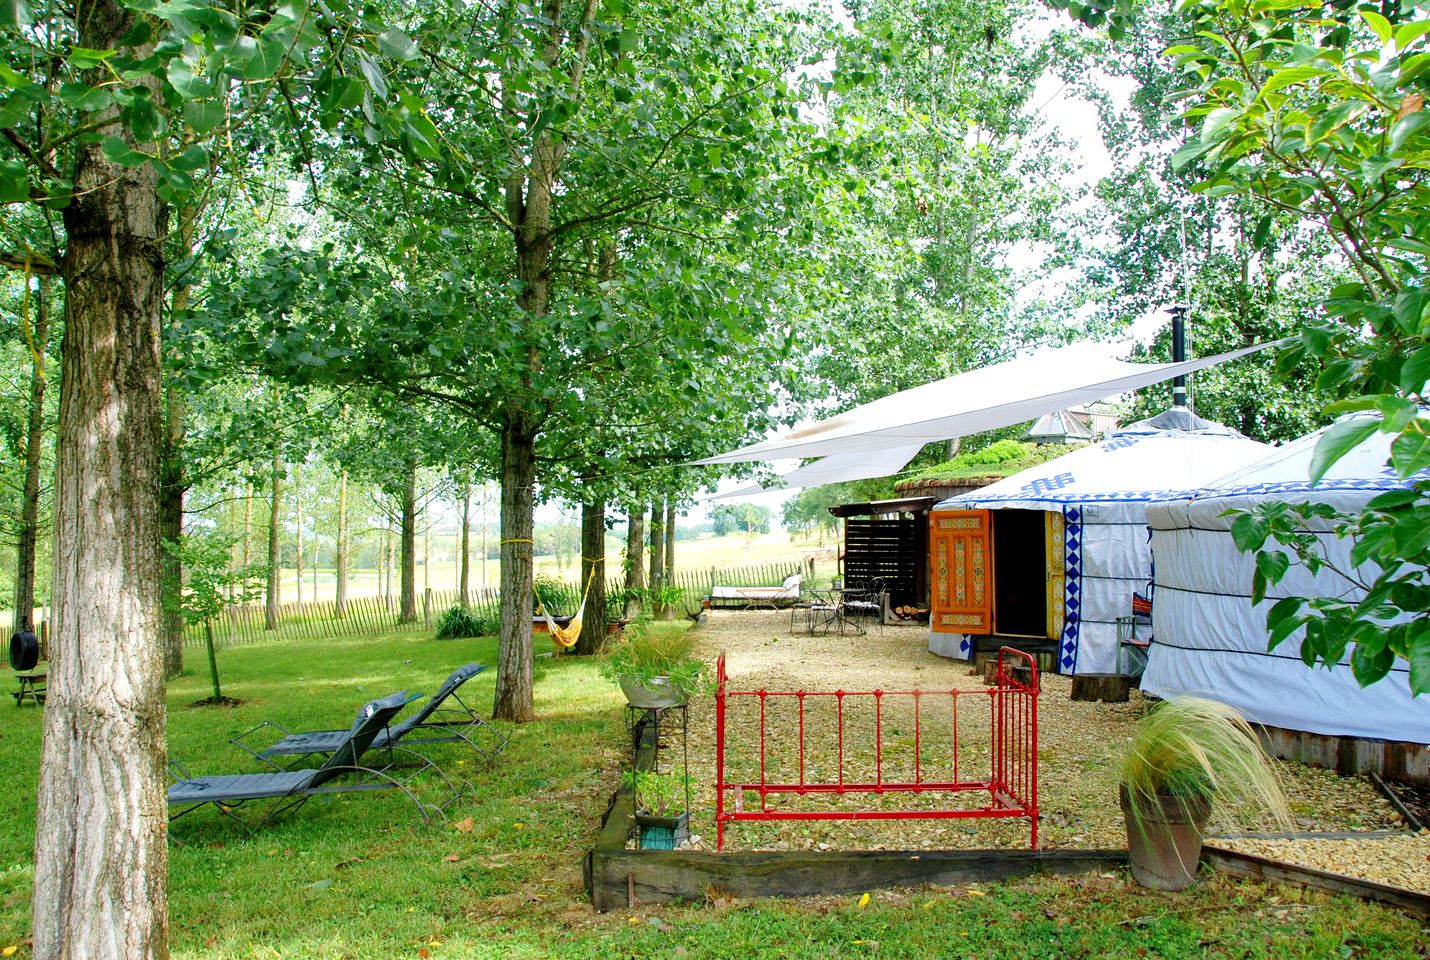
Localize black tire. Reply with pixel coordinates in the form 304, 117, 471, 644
10, 629, 39, 671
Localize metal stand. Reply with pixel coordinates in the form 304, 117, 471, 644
625, 703, 691, 849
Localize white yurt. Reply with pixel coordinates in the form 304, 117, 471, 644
1143, 415, 1430, 751
928, 409, 1272, 675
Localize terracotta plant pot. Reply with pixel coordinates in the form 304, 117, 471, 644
1120, 785, 1211, 891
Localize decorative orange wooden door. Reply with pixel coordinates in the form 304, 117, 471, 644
929, 509, 992, 635
1046, 511, 1065, 640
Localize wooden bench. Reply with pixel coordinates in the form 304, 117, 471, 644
13, 672, 46, 707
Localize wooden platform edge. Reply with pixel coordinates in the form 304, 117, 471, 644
587, 846, 1126, 911
1203, 845, 1430, 918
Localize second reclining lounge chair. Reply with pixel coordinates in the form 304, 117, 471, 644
234, 662, 508, 766
168, 691, 460, 831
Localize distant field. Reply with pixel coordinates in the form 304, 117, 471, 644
259, 530, 839, 605
0, 531, 842, 634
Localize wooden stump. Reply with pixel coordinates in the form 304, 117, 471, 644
1071, 673, 1131, 703
1010, 663, 1039, 690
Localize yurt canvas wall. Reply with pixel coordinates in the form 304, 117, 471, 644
1144, 417, 1430, 756
929, 410, 1271, 676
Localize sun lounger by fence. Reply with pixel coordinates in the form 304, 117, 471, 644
709, 574, 803, 610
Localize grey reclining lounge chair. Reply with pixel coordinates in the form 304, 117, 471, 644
169, 691, 457, 831
234, 663, 506, 766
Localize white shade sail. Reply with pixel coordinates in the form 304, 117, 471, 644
709, 443, 925, 500
695, 339, 1285, 466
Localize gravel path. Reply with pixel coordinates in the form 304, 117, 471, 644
670, 609, 1420, 892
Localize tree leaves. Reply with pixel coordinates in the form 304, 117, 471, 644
377, 28, 420, 63
1309, 417, 1380, 484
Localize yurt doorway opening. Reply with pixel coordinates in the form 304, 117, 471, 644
991, 509, 1047, 637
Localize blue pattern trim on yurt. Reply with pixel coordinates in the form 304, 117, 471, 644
1200, 476, 1424, 499
1099, 434, 1145, 453
961, 489, 1191, 507
959, 634, 972, 658
1061, 505, 1083, 673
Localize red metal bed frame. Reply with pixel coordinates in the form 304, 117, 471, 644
714, 646, 1039, 850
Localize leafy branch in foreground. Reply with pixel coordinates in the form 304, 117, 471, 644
1066, 0, 1430, 694
1230, 483, 1430, 693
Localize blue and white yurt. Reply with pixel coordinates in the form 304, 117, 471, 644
928, 409, 1271, 675
1144, 415, 1430, 748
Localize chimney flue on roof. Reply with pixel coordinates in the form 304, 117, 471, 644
1169, 305, 1188, 408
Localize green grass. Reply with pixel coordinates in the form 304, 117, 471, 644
0, 629, 1425, 958
908, 440, 1073, 483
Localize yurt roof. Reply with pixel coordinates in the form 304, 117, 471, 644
1186, 411, 1428, 499
934, 409, 1272, 511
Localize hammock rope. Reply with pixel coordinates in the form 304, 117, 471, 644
535, 566, 598, 650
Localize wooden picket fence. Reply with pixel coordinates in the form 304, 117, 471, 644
186, 587, 503, 650
180, 559, 809, 650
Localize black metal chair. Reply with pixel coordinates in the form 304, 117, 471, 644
842, 579, 886, 635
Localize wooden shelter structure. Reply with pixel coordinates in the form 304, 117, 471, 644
829, 496, 938, 616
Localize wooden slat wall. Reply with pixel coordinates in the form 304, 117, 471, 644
843, 517, 927, 606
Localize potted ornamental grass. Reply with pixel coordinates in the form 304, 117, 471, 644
623, 767, 692, 849
599, 621, 704, 709
1120, 696, 1291, 891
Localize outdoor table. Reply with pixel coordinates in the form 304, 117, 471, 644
13, 672, 45, 707
806, 589, 867, 636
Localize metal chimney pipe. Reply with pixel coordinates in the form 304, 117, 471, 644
1169, 305, 1188, 408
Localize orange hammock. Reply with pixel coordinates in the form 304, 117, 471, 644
535, 568, 597, 650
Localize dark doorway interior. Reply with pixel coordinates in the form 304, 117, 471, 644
992, 509, 1047, 637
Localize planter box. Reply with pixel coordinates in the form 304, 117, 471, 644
635, 811, 689, 851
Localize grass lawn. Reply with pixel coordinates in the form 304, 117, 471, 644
0, 627, 1424, 958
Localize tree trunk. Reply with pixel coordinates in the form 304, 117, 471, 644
335, 470, 348, 618
13, 273, 51, 631
294, 464, 304, 614
494, 416, 537, 722
575, 499, 608, 655
648, 500, 666, 619
399, 463, 417, 623
491, 0, 598, 720
390, 525, 398, 610
266, 448, 283, 631
480, 484, 489, 588
33, 5, 169, 953
226, 487, 239, 603
624, 506, 645, 620
203, 621, 221, 702
158, 450, 184, 676
379, 521, 388, 610
242, 482, 252, 593
159, 261, 192, 679
460, 482, 471, 606
664, 499, 676, 615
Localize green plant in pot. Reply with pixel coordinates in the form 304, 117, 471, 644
623, 768, 692, 850
1121, 696, 1291, 891
599, 622, 704, 709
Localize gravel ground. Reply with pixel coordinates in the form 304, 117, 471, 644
669, 610, 1419, 890
1207, 836, 1430, 894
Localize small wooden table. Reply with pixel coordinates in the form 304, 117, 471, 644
13, 672, 46, 707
